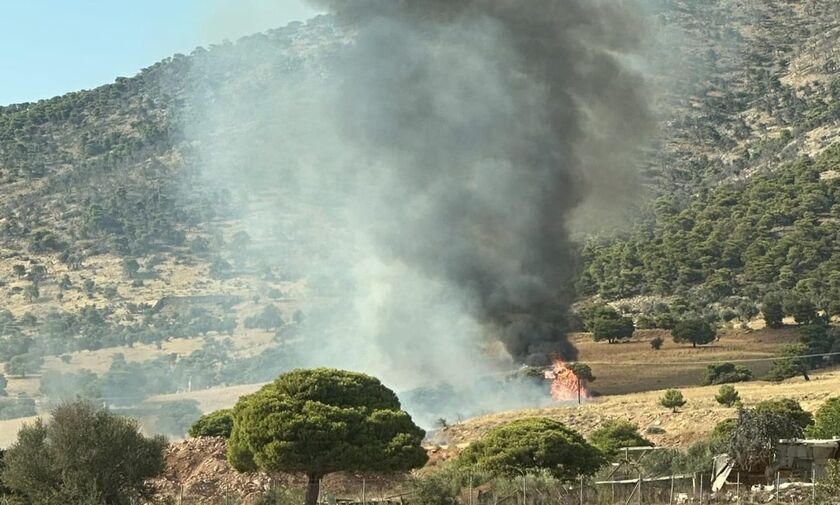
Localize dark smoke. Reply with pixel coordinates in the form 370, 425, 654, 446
306, 0, 655, 365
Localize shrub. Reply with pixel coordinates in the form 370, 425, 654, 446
189, 408, 234, 438
701, 362, 753, 385
807, 398, 840, 439
1, 401, 166, 504
754, 398, 813, 430
715, 385, 740, 407
589, 420, 652, 457
650, 336, 664, 350
457, 417, 604, 481
659, 389, 686, 412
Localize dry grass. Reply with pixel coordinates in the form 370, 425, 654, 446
573, 327, 799, 395
441, 367, 840, 450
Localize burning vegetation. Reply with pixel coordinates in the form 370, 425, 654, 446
544, 360, 594, 404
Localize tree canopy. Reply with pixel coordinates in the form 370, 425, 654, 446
807, 398, 840, 439
227, 368, 427, 505
0, 401, 166, 504
456, 417, 605, 481
672, 319, 716, 348
588, 420, 652, 457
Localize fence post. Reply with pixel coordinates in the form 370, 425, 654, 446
638, 472, 642, 505
362, 477, 366, 505
669, 474, 674, 505
699, 473, 703, 505
812, 466, 817, 504
736, 472, 740, 503
579, 475, 584, 505
469, 473, 473, 505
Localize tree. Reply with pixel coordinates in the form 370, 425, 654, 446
4, 354, 43, 378
659, 389, 687, 412
672, 319, 716, 348
754, 398, 813, 430
588, 420, 652, 457
11, 265, 26, 279
766, 344, 810, 382
189, 408, 234, 438
650, 336, 664, 350
806, 398, 840, 439
1, 401, 166, 504
701, 362, 753, 385
457, 418, 604, 481
591, 317, 634, 343
728, 408, 802, 472
715, 385, 740, 407
783, 294, 817, 325
58, 274, 72, 291
228, 368, 427, 505
122, 258, 140, 278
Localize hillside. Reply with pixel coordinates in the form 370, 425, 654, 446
2, 1, 840, 449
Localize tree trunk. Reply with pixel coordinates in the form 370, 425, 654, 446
305, 473, 322, 505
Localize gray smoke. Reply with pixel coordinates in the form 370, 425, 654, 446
186, 0, 657, 400
304, 0, 654, 364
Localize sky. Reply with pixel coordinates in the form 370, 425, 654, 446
0, 0, 322, 106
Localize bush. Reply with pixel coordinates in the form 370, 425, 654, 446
701, 362, 753, 385
189, 408, 234, 438
457, 418, 604, 481
650, 336, 664, 350
588, 420, 652, 457
766, 344, 809, 382
754, 398, 813, 430
659, 389, 686, 412
807, 398, 840, 439
1, 401, 166, 504
715, 385, 740, 407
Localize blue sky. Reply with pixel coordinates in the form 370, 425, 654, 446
0, 0, 322, 106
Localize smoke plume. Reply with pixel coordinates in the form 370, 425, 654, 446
187, 0, 658, 413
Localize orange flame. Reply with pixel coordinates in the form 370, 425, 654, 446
544, 358, 589, 402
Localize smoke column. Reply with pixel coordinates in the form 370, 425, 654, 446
188, 0, 657, 412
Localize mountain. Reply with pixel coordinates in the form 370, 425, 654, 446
1, 1, 840, 429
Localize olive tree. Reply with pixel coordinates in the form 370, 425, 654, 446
227, 368, 428, 505
0, 401, 166, 504
457, 418, 604, 480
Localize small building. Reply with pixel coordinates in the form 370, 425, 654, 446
776, 438, 840, 479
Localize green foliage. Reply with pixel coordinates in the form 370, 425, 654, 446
568, 363, 595, 383
255, 486, 306, 505
650, 336, 664, 350
672, 319, 716, 347
715, 385, 740, 407
754, 398, 813, 430
806, 398, 840, 439
766, 343, 810, 382
457, 417, 605, 481
189, 408, 234, 438
406, 466, 463, 505
659, 389, 687, 412
761, 293, 785, 328
817, 459, 840, 501
591, 317, 635, 344
728, 408, 803, 471
0, 401, 166, 504
3, 354, 43, 378
579, 145, 840, 309
700, 362, 753, 386
588, 420, 652, 457
228, 368, 427, 505
783, 293, 818, 325
0, 373, 6, 396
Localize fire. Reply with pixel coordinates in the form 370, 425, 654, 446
544, 358, 589, 403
